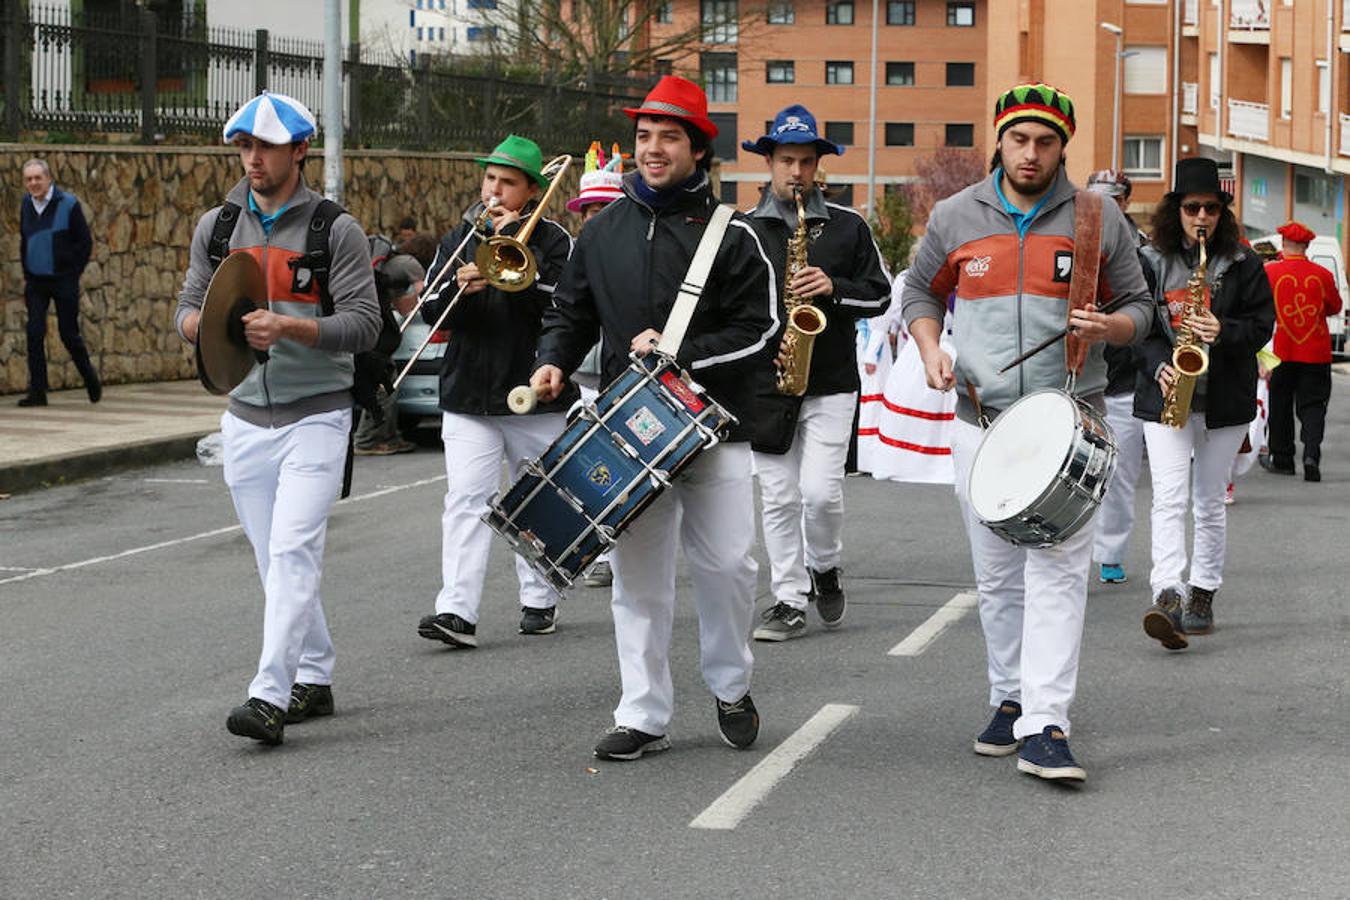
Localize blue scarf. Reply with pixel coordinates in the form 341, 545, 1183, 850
632, 171, 705, 209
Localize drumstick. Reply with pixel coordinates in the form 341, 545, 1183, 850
997, 295, 1136, 374
507, 384, 546, 415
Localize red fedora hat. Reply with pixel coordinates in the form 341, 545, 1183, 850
624, 75, 718, 139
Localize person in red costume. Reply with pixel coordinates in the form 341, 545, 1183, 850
1263, 221, 1343, 482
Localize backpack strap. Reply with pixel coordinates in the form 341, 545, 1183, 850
301, 198, 345, 316
207, 202, 241, 271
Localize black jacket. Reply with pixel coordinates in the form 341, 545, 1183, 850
422, 200, 578, 416
20, 186, 92, 279
534, 171, 778, 443
746, 188, 891, 451
1133, 244, 1275, 428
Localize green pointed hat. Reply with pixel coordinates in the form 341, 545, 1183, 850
475, 134, 548, 188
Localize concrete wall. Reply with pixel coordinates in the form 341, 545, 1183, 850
0, 144, 582, 396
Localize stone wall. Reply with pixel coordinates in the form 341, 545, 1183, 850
0, 144, 584, 395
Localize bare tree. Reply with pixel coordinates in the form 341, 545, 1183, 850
904, 147, 986, 229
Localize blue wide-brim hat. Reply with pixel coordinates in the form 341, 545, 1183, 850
223, 91, 317, 144
742, 104, 844, 157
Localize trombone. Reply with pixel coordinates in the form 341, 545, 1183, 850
474, 154, 572, 293
397, 198, 498, 335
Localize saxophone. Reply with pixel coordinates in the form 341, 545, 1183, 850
776, 186, 827, 396
1160, 226, 1211, 427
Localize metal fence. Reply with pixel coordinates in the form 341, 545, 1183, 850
1, 0, 651, 151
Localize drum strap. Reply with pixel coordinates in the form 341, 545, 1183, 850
655, 203, 736, 358
1064, 190, 1103, 375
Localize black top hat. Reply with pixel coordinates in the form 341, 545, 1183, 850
1168, 157, 1232, 204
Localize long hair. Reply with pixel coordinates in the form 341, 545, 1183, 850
1150, 193, 1240, 258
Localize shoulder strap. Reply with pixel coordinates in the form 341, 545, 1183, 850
656, 204, 736, 358
207, 202, 242, 271
305, 198, 345, 316
1064, 190, 1103, 375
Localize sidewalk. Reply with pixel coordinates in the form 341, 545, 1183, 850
0, 380, 228, 495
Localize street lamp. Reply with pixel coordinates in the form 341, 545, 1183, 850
1100, 21, 1123, 173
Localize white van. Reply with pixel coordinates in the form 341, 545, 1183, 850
1249, 232, 1348, 353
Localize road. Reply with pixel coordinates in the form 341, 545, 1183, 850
2, 386, 1348, 899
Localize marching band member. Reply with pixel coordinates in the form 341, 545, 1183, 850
1263, 220, 1342, 483
530, 76, 778, 760
415, 134, 577, 648
903, 84, 1151, 782
741, 105, 891, 641
1135, 159, 1274, 648
176, 92, 381, 745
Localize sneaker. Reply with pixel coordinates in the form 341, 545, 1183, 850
809, 567, 846, 628
85, 373, 102, 404
1017, 725, 1086, 782
1267, 457, 1296, 475
417, 612, 478, 648
1224, 483, 1235, 505
582, 560, 613, 587
519, 605, 557, 635
594, 725, 670, 761
715, 694, 760, 749
1183, 586, 1215, 635
17, 392, 47, 407
752, 602, 807, 642
1304, 461, 1321, 483
285, 683, 334, 724
226, 697, 285, 745
973, 699, 1023, 756
1142, 588, 1189, 650
1099, 563, 1127, 584
353, 442, 399, 456
390, 438, 418, 454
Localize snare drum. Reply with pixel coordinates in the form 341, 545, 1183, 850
967, 389, 1118, 547
483, 352, 735, 591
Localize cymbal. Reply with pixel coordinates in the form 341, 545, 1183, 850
196, 252, 266, 395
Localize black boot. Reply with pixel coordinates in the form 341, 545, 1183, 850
17, 391, 47, 407
85, 372, 102, 404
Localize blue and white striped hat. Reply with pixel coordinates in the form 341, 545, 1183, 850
223, 91, 317, 145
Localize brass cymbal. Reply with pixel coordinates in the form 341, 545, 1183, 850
196, 252, 266, 395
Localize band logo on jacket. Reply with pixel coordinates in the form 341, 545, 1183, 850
937, 234, 1077, 300
235, 246, 322, 304
1165, 284, 1211, 329
1271, 273, 1328, 342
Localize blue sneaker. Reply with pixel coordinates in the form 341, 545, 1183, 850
1099, 563, 1127, 584
973, 700, 1022, 756
1017, 725, 1086, 782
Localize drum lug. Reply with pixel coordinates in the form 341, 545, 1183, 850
648, 469, 671, 490
610, 432, 640, 460
557, 486, 585, 514
523, 458, 546, 478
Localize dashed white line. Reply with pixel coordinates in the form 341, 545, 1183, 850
888, 591, 979, 657
689, 703, 859, 831
0, 474, 446, 587
143, 478, 211, 484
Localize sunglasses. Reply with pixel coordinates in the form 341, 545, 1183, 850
1181, 201, 1224, 216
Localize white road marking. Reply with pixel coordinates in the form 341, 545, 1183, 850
689, 703, 859, 831
0, 474, 446, 587
888, 591, 979, 657
143, 478, 211, 484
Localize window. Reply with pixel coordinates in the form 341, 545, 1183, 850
825, 121, 854, 146
1295, 172, 1333, 208
709, 112, 739, 160
720, 180, 740, 204
767, 0, 794, 23
826, 61, 854, 85
885, 62, 914, 86
416, 26, 423, 40
416, 0, 423, 7
702, 52, 738, 103
439, 0, 445, 7
885, 122, 915, 146
886, 0, 915, 25
766, 60, 795, 83
946, 62, 975, 86
656, 1, 673, 23
1208, 52, 1220, 109
1123, 46, 1167, 94
409, 9, 415, 26
826, 183, 855, 205
468, 0, 498, 7
702, 0, 738, 43
438, 26, 445, 40
947, 1, 974, 26
945, 123, 974, 147
1317, 60, 1330, 115
1279, 58, 1292, 119
826, 0, 854, 25
466, 25, 498, 40
1122, 135, 1164, 178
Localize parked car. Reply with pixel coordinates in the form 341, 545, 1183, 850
1249, 232, 1347, 353
391, 314, 446, 436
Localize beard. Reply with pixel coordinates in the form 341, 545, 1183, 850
1004, 162, 1058, 196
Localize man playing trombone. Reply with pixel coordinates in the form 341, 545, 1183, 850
415, 134, 577, 648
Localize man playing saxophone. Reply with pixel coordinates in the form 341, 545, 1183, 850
1134, 158, 1273, 649
743, 105, 891, 642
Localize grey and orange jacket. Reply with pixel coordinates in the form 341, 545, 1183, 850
176, 177, 381, 428
901, 168, 1153, 423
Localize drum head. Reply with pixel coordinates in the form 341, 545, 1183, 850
197, 252, 266, 395
969, 390, 1078, 522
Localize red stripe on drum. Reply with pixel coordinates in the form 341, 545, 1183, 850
858, 428, 952, 455
879, 398, 955, 420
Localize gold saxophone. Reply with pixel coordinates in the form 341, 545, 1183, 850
1160, 226, 1211, 427
776, 186, 827, 396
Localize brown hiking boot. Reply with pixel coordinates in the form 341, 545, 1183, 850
1143, 588, 1189, 650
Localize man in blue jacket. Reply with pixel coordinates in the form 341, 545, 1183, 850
18, 158, 99, 407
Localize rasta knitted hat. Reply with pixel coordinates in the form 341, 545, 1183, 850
994, 83, 1076, 144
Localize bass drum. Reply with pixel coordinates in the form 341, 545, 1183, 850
967, 389, 1118, 547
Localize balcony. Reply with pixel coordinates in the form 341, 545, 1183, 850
1228, 99, 1270, 141
1229, 0, 1270, 43
1184, 0, 1199, 31
1340, 113, 1350, 157
1182, 82, 1199, 122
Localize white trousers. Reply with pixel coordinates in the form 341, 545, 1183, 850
1143, 418, 1247, 598
609, 443, 758, 735
1093, 393, 1146, 565
436, 412, 566, 622
222, 408, 350, 710
952, 418, 1095, 739
753, 392, 857, 610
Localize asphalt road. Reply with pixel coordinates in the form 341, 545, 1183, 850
2, 385, 1348, 899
